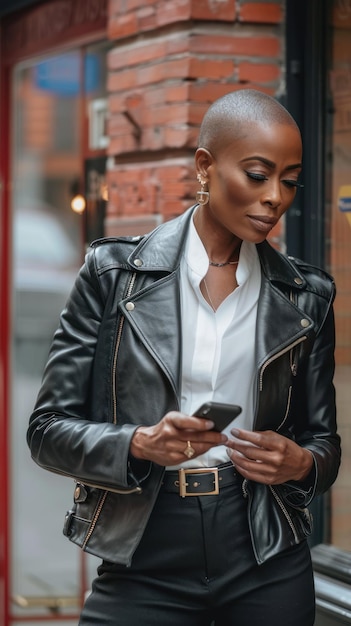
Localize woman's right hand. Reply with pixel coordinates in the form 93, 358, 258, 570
129, 411, 228, 466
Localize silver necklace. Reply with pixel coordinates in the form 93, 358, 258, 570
203, 278, 217, 311
209, 259, 239, 267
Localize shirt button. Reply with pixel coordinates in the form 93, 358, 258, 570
134, 258, 143, 267
126, 302, 135, 311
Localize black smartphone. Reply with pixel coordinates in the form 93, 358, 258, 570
193, 402, 242, 432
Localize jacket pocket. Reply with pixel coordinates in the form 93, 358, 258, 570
62, 482, 105, 549
245, 480, 313, 565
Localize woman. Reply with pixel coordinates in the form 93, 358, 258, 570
27, 89, 340, 625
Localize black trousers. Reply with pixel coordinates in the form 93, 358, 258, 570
79, 476, 315, 625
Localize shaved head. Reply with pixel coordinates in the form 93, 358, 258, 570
198, 89, 299, 154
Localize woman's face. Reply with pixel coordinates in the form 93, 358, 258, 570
196, 121, 303, 243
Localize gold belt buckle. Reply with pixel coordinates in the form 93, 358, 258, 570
178, 467, 219, 498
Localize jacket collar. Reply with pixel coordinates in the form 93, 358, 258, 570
127, 206, 195, 272
256, 241, 307, 290
128, 205, 307, 291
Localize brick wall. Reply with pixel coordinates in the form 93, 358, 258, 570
106, 0, 285, 239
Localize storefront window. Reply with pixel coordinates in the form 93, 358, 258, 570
327, 0, 351, 551
10, 45, 107, 623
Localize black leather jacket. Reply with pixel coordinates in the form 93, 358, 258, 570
27, 206, 341, 566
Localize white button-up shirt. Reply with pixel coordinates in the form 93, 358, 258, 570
168, 214, 261, 469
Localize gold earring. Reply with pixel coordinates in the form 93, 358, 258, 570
196, 174, 209, 205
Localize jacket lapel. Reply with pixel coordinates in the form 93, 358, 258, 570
117, 208, 195, 402
119, 270, 182, 401
255, 241, 314, 368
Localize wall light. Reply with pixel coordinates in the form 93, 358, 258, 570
71, 194, 86, 214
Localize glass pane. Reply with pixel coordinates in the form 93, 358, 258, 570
10, 50, 97, 622
328, 1, 351, 551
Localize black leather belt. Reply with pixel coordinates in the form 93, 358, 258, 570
161, 463, 238, 497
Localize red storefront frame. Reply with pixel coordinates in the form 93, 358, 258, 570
0, 1, 107, 624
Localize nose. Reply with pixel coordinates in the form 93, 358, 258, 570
261, 178, 282, 209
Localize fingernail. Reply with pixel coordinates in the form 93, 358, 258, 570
231, 428, 240, 437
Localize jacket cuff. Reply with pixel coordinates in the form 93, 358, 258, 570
280, 454, 317, 508
127, 456, 152, 487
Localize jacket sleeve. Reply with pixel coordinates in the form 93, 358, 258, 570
287, 299, 341, 506
26, 249, 148, 492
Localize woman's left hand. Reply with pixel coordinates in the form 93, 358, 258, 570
226, 428, 314, 485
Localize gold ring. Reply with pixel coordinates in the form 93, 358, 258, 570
184, 440, 195, 459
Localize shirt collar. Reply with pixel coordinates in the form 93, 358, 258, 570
184, 213, 258, 285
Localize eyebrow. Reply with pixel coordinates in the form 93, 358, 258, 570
240, 156, 302, 170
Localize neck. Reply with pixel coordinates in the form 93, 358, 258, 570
193, 206, 242, 266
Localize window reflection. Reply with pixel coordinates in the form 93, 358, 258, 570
328, 0, 351, 551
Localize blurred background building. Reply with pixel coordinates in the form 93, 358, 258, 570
0, 0, 350, 624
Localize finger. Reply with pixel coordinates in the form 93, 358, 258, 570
227, 439, 279, 464
227, 449, 279, 483
167, 412, 215, 432
230, 428, 286, 452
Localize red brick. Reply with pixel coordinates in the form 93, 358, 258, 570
143, 103, 189, 126
157, 83, 190, 103
163, 126, 198, 148
108, 57, 237, 92
138, 6, 158, 32
108, 134, 140, 155
190, 0, 236, 21
188, 82, 246, 103
156, 0, 192, 25
106, 159, 196, 219
156, 0, 236, 26
108, 36, 189, 71
108, 13, 138, 40
189, 34, 280, 58
238, 61, 281, 83
109, 0, 158, 14
188, 58, 235, 80
239, 2, 283, 24
141, 127, 166, 151
126, 0, 158, 10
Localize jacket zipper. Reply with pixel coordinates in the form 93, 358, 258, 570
276, 385, 292, 432
269, 485, 299, 542
82, 491, 108, 550
241, 479, 299, 562
82, 272, 139, 550
259, 336, 307, 391
243, 334, 307, 559
112, 272, 137, 425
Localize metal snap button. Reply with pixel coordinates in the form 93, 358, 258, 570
126, 302, 135, 311
134, 258, 143, 267
301, 318, 309, 328
294, 277, 303, 285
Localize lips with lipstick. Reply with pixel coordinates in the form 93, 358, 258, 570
247, 215, 278, 233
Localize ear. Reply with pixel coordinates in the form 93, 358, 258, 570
195, 148, 213, 179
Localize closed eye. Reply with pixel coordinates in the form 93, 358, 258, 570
246, 172, 268, 182
282, 179, 304, 189
246, 171, 304, 188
